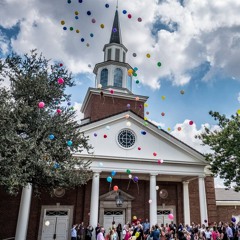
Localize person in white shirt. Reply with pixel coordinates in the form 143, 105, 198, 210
205, 227, 212, 240
71, 224, 78, 240
97, 227, 106, 240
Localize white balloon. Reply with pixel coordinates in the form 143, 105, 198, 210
45, 220, 50, 226
156, 186, 159, 190
128, 174, 132, 179
99, 162, 103, 167
106, 126, 110, 130
98, 84, 102, 89
126, 121, 131, 127
148, 199, 152, 203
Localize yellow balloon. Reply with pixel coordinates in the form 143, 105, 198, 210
237, 109, 240, 115
133, 216, 137, 220
146, 53, 151, 58
161, 96, 166, 100
100, 24, 104, 29
75, 11, 79, 15
60, 20, 65, 25
76, 29, 80, 33
144, 103, 148, 107
128, 69, 133, 74
167, 127, 171, 131
135, 232, 140, 237
144, 117, 148, 121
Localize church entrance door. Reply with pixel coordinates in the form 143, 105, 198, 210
103, 209, 125, 231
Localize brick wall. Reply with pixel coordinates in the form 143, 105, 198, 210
205, 176, 217, 223
216, 205, 240, 222
83, 93, 145, 122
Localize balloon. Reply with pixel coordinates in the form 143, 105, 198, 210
139, 104, 142, 109
148, 199, 152, 203
106, 126, 110, 130
144, 121, 148, 126
100, 24, 104, 29
153, 152, 157, 157
67, 140, 73, 146
231, 217, 236, 222
38, 102, 45, 108
158, 159, 164, 164
99, 162, 103, 167
168, 214, 174, 220
167, 127, 171, 131
144, 103, 148, 107
138, 147, 141, 150
94, 133, 97, 137
98, 84, 102, 89
161, 112, 165, 116
125, 114, 130, 119
69, 27, 74, 31
92, 18, 96, 23
158, 125, 161, 129
75, 11, 79, 15
79, 0, 82, 2
128, 14, 132, 19
107, 176, 112, 182
135, 232, 140, 237
49, 134, 55, 140
103, 134, 107, 138
180, 90, 185, 95
133, 216, 137, 220
146, 53, 151, 58
135, 97, 139, 101
68, 0, 71, 3
156, 186, 159, 190
146, 111, 149, 115
128, 174, 132, 179
189, 120, 194, 125
59, 63, 63, 67
76, 29, 80, 33
87, 11, 91, 15
113, 28, 117, 33
67, 101, 71, 105
138, 17, 142, 22
54, 162, 60, 169
81, 38, 85, 42
111, 170, 116, 176
127, 104, 131, 108
75, 16, 78, 20
128, 69, 133, 74
45, 220, 50, 226
126, 169, 131, 174
157, 62, 162, 67
105, 3, 109, 8
57, 109, 62, 114
204, 219, 208, 223
90, 33, 94, 37
88, 64, 91, 68
134, 67, 138, 71
126, 121, 131, 127
141, 130, 146, 135
86, 43, 90, 47
58, 78, 64, 84
133, 53, 137, 57
133, 176, 139, 182
63, 27, 67, 30
177, 127, 181, 131
110, 89, 114, 94
161, 96, 166, 100
144, 117, 148, 121
60, 20, 65, 25
113, 185, 118, 191
122, 10, 127, 14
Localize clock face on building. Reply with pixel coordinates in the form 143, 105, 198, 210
117, 129, 136, 149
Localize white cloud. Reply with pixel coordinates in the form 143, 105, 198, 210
73, 102, 84, 124
0, 0, 240, 89
148, 119, 165, 129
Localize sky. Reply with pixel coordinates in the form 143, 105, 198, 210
1, 0, 240, 187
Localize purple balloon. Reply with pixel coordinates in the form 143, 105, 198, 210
127, 104, 131, 108
133, 176, 139, 182
231, 217, 236, 222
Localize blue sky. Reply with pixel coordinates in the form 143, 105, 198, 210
1, 0, 240, 160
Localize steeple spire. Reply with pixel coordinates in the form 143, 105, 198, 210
109, 9, 122, 44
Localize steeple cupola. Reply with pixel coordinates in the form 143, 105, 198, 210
93, 10, 132, 92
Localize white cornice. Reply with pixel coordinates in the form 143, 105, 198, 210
216, 201, 240, 206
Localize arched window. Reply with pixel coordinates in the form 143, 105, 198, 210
114, 68, 123, 87
100, 68, 108, 87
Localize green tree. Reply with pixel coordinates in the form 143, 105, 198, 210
198, 111, 240, 191
0, 50, 92, 195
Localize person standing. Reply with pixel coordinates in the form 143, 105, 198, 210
86, 224, 94, 240
97, 228, 106, 240
132, 221, 144, 240
143, 219, 150, 235
96, 223, 101, 239
117, 224, 123, 240
71, 224, 78, 240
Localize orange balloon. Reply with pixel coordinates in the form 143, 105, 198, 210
113, 185, 118, 191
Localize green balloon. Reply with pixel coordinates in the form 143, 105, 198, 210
70, 27, 74, 31
126, 169, 131, 174
157, 62, 162, 67
133, 72, 137, 77
136, 80, 140, 84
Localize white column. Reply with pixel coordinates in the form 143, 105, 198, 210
149, 174, 157, 226
183, 181, 191, 225
198, 176, 208, 226
90, 172, 100, 238
15, 184, 32, 240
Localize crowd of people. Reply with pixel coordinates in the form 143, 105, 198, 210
71, 219, 240, 240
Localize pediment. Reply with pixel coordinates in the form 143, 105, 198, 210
100, 189, 135, 201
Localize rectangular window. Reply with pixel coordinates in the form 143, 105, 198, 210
115, 49, 120, 61
107, 49, 112, 60
123, 52, 126, 62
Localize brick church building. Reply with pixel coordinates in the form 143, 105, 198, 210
0, 9, 239, 240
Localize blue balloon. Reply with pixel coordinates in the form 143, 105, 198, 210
81, 38, 85, 42
63, 27, 67, 31
134, 67, 138, 71
67, 140, 73, 146
90, 33, 94, 37
141, 130, 146, 135
111, 170, 116, 176
75, 16, 79, 20
107, 176, 112, 182
122, 10, 127, 14
49, 134, 55, 140
105, 3, 109, 8
54, 163, 60, 169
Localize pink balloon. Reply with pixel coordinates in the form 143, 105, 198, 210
168, 214, 174, 220
38, 102, 45, 108
58, 78, 64, 84
57, 109, 62, 114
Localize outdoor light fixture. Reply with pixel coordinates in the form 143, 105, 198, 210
115, 191, 124, 207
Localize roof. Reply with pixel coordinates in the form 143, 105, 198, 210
215, 188, 240, 201
80, 109, 205, 158
109, 10, 122, 44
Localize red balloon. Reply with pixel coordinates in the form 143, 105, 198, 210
161, 112, 165, 116
128, 14, 132, 19
153, 152, 157, 157
113, 185, 118, 191
138, 147, 141, 150
103, 134, 107, 138
189, 120, 193, 125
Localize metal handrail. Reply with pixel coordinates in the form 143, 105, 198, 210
2, 237, 15, 240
